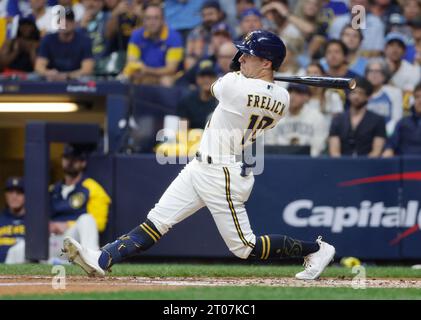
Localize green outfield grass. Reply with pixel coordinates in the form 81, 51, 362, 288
3, 287, 421, 300
0, 263, 420, 300
0, 263, 420, 278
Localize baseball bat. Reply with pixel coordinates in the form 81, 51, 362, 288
274, 75, 356, 90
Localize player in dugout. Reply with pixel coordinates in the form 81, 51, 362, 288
48, 144, 111, 261
0, 177, 25, 264
4, 144, 111, 264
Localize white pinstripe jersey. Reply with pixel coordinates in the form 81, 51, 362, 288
199, 72, 290, 156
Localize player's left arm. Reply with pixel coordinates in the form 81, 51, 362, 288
82, 179, 111, 232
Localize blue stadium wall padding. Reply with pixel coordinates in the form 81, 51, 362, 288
248, 156, 402, 260
106, 94, 129, 153
112, 156, 408, 259
24, 123, 50, 260
400, 156, 421, 259
85, 155, 115, 246
24, 122, 101, 261
24, 125, 421, 260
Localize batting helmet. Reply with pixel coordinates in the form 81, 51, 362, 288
234, 30, 286, 70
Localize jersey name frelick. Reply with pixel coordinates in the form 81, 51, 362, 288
200, 72, 290, 156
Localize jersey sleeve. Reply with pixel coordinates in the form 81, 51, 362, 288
82, 178, 111, 233
127, 29, 142, 61
165, 30, 184, 65
210, 72, 239, 102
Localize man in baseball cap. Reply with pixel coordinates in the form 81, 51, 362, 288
385, 32, 407, 50
176, 60, 218, 129
4, 177, 24, 193
238, 8, 263, 41
48, 143, 110, 260
0, 177, 26, 263
385, 31, 420, 91
62, 143, 89, 161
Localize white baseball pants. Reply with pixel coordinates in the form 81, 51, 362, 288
147, 158, 256, 259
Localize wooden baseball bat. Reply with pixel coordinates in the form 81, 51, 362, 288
274, 75, 356, 90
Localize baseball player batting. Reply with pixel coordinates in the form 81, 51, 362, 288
63, 30, 335, 280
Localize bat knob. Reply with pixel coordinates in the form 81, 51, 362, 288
349, 79, 357, 90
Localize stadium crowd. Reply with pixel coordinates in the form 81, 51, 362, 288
0, 0, 420, 157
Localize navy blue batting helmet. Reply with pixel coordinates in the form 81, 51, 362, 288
234, 30, 286, 70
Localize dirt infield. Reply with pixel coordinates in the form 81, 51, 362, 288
0, 275, 420, 296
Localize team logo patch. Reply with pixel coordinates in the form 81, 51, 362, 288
69, 192, 86, 209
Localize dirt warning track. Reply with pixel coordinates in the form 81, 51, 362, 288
0, 275, 420, 296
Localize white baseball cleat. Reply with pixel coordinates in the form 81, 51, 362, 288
295, 236, 335, 280
62, 236, 105, 277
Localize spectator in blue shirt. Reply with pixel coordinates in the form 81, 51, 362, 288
6, 0, 32, 18
328, 0, 385, 56
0, 177, 25, 264
320, 25, 368, 76
34, 8, 94, 81
123, 4, 183, 86
222, 0, 256, 38
237, 7, 263, 41
340, 24, 368, 77
383, 83, 421, 156
165, 0, 204, 42
365, 58, 403, 136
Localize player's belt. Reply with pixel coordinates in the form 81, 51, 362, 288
195, 151, 243, 164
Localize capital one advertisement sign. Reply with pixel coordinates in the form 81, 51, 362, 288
248, 156, 421, 259
283, 199, 421, 234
